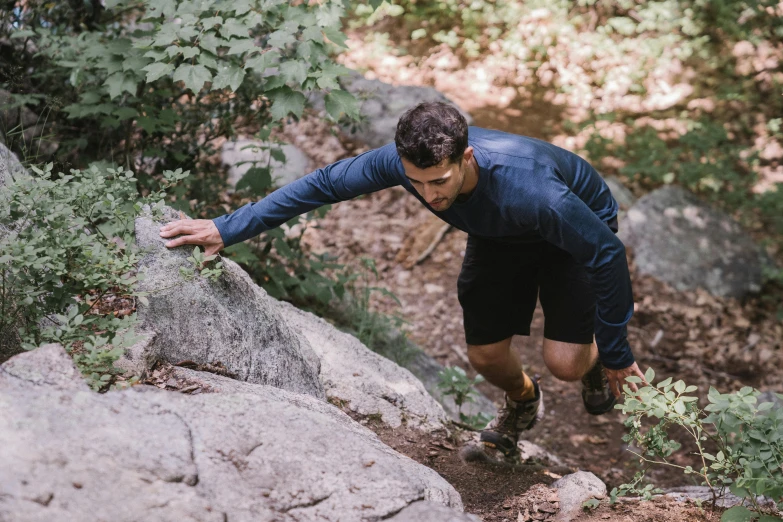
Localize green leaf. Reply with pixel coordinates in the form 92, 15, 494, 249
104, 73, 138, 99
220, 18, 249, 39
268, 29, 296, 48
173, 64, 212, 93
268, 87, 306, 120
279, 61, 309, 85
227, 38, 258, 56
210, 63, 246, 92
759, 516, 783, 522
113, 107, 137, 120
624, 376, 642, 383
720, 506, 755, 522
235, 167, 272, 196
181, 46, 200, 59
644, 367, 655, 383
143, 62, 175, 83
369, 0, 384, 9
244, 50, 280, 72
323, 27, 348, 48
674, 380, 686, 393
199, 33, 224, 54
325, 90, 359, 120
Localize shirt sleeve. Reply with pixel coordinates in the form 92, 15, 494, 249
520, 168, 635, 370
213, 143, 404, 247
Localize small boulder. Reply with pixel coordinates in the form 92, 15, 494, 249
551, 471, 607, 521
618, 186, 768, 298
314, 71, 472, 149
221, 138, 311, 190
134, 205, 325, 399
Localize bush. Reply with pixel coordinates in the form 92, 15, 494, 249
614, 368, 783, 520
0, 161, 188, 390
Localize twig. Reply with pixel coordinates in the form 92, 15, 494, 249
414, 223, 451, 266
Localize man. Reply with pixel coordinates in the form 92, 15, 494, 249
159, 101, 646, 460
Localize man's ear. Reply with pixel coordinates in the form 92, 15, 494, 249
462, 146, 474, 164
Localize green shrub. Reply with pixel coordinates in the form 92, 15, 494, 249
614, 368, 783, 520
0, 161, 188, 390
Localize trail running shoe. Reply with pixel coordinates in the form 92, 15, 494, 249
581, 361, 617, 415
479, 379, 544, 459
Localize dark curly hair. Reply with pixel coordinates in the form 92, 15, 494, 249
394, 102, 468, 169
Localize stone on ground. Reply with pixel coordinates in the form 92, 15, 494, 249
278, 301, 449, 431
0, 344, 464, 521
551, 471, 607, 521
618, 185, 769, 298
134, 205, 324, 399
221, 138, 311, 190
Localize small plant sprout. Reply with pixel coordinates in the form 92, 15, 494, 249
437, 366, 492, 430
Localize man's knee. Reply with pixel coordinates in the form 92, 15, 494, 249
467, 339, 511, 370
542, 339, 595, 382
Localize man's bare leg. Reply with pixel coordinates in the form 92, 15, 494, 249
467, 337, 535, 401
541, 338, 597, 382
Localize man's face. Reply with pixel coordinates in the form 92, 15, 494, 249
401, 147, 473, 211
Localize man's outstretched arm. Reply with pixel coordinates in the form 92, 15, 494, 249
160, 143, 404, 251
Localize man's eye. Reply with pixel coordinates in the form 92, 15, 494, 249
433, 180, 446, 185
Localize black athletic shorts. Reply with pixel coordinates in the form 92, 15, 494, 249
457, 235, 597, 346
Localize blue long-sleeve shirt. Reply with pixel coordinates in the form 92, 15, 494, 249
214, 127, 635, 369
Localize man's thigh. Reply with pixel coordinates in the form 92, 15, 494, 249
537, 243, 596, 345
457, 236, 541, 346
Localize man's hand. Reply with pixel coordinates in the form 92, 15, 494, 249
159, 215, 225, 257
604, 362, 648, 398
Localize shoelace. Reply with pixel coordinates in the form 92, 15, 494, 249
584, 364, 606, 392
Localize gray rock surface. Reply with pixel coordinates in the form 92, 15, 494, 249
314, 71, 472, 149
221, 138, 311, 190
552, 471, 607, 521
604, 176, 636, 210
386, 501, 481, 521
406, 349, 497, 423
618, 186, 767, 298
134, 205, 325, 399
0, 344, 464, 521
278, 301, 449, 430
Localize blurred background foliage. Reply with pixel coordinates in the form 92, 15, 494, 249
346, 0, 783, 257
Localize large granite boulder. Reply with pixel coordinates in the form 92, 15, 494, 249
0, 344, 465, 521
278, 301, 450, 431
221, 138, 311, 190
314, 71, 472, 149
618, 186, 768, 298
134, 205, 325, 399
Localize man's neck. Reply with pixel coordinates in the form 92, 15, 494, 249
459, 156, 480, 197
